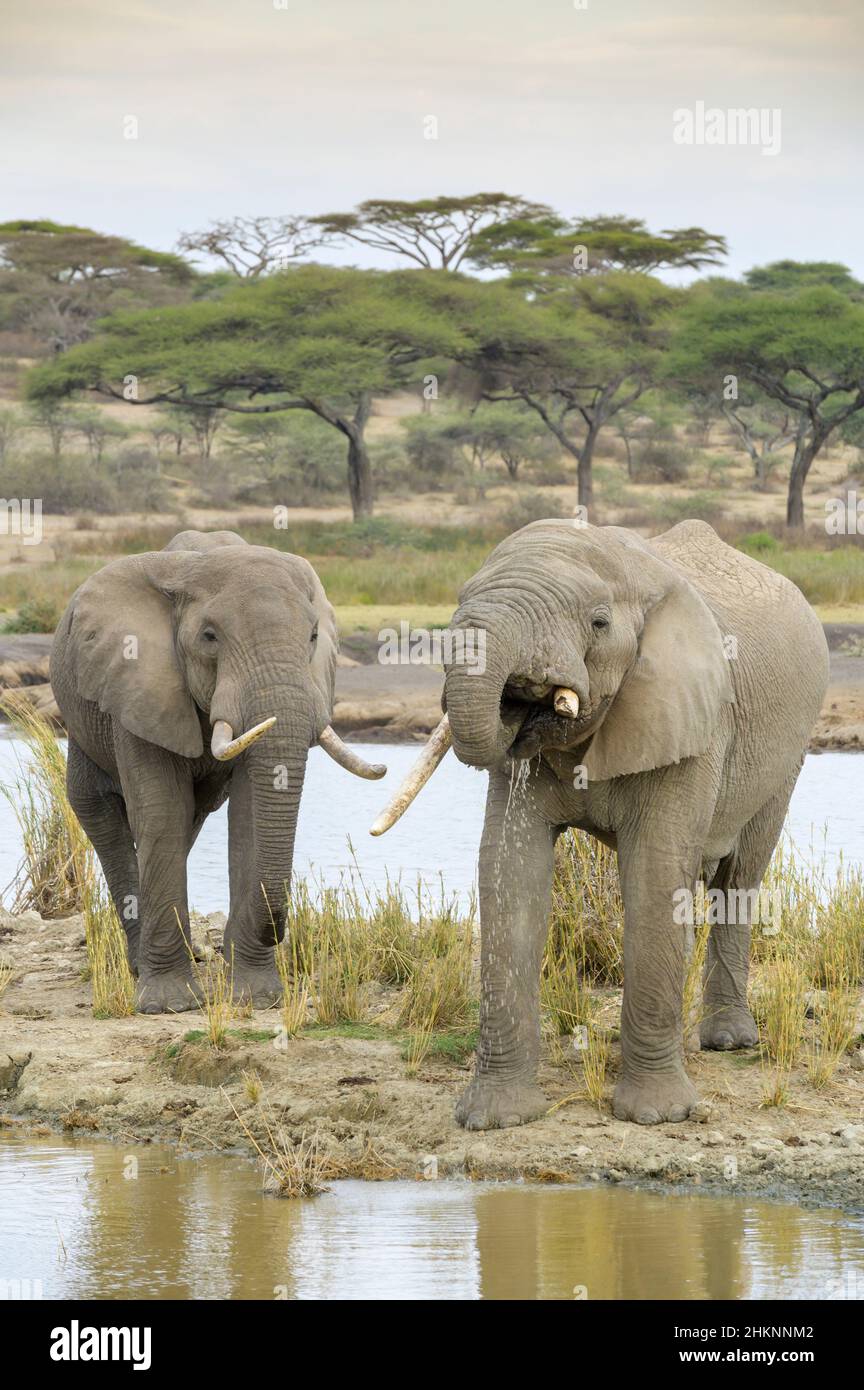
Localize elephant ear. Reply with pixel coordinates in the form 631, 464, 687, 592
583, 575, 734, 782
70, 552, 204, 758
307, 570, 338, 732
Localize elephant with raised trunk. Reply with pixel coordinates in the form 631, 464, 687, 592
51, 529, 385, 1014
373, 519, 828, 1127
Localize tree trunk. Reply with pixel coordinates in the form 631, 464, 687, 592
578, 421, 601, 513
622, 433, 634, 478
344, 393, 373, 519
786, 426, 824, 529
347, 431, 374, 519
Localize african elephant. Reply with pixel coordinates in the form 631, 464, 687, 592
373, 519, 828, 1126
50, 529, 385, 1014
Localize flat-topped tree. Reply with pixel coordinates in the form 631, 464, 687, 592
0, 220, 194, 352
669, 273, 864, 528
312, 194, 553, 271
472, 271, 682, 512
26, 265, 467, 519
467, 213, 727, 278
457, 215, 723, 513
744, 260, 863, 298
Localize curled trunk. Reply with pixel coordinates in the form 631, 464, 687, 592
443, 633, 519, 770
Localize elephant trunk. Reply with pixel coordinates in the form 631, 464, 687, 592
226, 678, 316, 955
443, 616, 527, 770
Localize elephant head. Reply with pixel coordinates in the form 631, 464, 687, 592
372, 520, 733, 829
67, 535, 383, 922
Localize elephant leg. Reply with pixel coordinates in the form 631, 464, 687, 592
455, 768, 558, 1132
612, 769, 715, 1125
222, 760, 282, 1009
116, 740, 200, 1014
701, 779, 795, 1051
66, 738, 141, 972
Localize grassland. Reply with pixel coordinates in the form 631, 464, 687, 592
3, 511, 864, 635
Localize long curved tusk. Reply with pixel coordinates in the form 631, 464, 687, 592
370, 714, 451, 836
211, 716, 276, 761
318, 725, 387, 780
553, 687, 580, 719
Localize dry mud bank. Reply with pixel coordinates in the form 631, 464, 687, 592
2, 909, 864, 1211
3, 628, 864, 745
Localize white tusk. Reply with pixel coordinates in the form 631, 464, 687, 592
211, 716, 276, 761
553, 687, 580, 719
370, 714, 452, 836
318, 725, 387, 780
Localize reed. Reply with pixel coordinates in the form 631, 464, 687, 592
753, 954, 808, 1107
227, 1089, 329, 1198
0, 693, 91, 916
550, 831, 624, 985
189, 939, 234, 1047
83, 878, 135, 1018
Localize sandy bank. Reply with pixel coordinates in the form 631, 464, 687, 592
1, 908, 863, 1210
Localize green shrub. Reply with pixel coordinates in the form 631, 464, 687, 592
3, 596, 60, 633
739, 530, 781, 554
499, 490, 569, 532
631, 439, 693, 483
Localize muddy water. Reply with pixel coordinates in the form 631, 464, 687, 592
2, 1133, 863, 1300
0, 740, 859, 914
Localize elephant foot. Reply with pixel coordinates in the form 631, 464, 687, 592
136, 970, 203, 1015
455, 1077, 548, 1131
700, 1006, 759, 1051
231, 961, 282, 1010
612, 1067, 700, 1125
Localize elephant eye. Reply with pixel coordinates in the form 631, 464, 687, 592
202, 626, 218, 643
592, 616, 610, 632
310, 623, 319, 646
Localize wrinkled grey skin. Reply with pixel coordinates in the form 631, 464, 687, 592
50, 530, 337, 1014
443, 520, 828, 1127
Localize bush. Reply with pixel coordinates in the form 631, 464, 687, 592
1, 453, 120, 514
739, 530, 781, 554
403, 430, 460, 487
3, 596, 61, 633
527, 461, 572, 487
631, 438, 693, 483
499, 490, 569, 532
643, 491, 726, 526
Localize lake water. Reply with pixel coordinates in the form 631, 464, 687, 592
0, 740, 860, 914
2, 1132, 863, 1301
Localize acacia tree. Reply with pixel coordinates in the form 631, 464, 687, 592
0, 220, 193, 352
27, 266, 466, 519
312, 194, 552, 270
456, 216, 720, 512
467, 213, 727, 277
670, 278, 864, 527
176, 216, 324, 277
474, 273, 682, 511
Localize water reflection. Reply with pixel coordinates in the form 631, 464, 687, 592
2, 1135, 863, 1301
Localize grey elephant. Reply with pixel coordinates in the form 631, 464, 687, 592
373, 519, 828, 1126
51, 529, 385, 1014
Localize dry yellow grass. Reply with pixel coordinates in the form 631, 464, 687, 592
0, 693, 91, 915
83, 879, 135, 1019
226, 1088, 329, 1198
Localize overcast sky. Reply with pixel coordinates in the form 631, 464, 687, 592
2, 0, 861, 278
